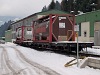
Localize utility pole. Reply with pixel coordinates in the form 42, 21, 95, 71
74, 25, 79, 67
76, 31, 79, 67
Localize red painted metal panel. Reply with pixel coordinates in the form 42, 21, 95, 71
49, 14, 53, 43
21, 26, 24, 42
35, 26, 46, 33
66, 15, 75, 41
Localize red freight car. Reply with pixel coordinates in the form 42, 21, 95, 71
32, 14, 93, 51
33, 14, 75, 43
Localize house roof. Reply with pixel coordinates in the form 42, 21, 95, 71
76, 10, 100, 23
11, 9, 68, 25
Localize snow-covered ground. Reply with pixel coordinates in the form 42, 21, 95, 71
83, 47, 100, 55
0, 42, 100, 75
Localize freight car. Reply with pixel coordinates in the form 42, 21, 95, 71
15, 14, 94, 52
32, 14, 93, 52
33, 14, 75, 42
15, 26, 34, 46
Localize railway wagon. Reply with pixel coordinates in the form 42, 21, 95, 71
33, 14, 75, 42
15, 26, 34, 46
32, 14, 93, 51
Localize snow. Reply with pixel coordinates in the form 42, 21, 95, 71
83, 47, 100, 55
0, 42, 100, 75
52, 41, 93, 43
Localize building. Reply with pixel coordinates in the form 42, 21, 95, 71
5, 30, 12, 42
76, 10, 100, 45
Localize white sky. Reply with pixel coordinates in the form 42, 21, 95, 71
0, 0, 61, 17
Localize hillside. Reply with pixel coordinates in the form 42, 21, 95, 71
0, 16, 19, 26
0, 16, 20, 37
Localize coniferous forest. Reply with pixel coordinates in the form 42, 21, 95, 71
42, 0, 100, 14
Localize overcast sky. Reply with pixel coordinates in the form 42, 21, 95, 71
0, 0, 61, 17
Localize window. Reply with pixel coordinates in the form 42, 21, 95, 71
84, 31, 87, 37
78, 23, 81, 36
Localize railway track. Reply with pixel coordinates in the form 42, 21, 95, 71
19, 43, 100, 59
28, 44, 100, 58
16, 42, 100, 59
45, 48, 100, 59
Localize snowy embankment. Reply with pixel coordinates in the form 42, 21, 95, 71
0, 42, 100, 75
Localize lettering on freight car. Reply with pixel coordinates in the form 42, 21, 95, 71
59, 17, 66, 20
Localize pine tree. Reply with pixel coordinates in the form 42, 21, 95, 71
75, 0, 83, 13
90, 0, 98, 11
55, 1, 61, 10
7, 20, 12, 30
96, 0, 100, 10
81, 0, 95, 12
48, 0, 56, 10
42, 6, 47, 12
81, 0, 87, 12
61, 0, 68, 12
67, 0, 74, 12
